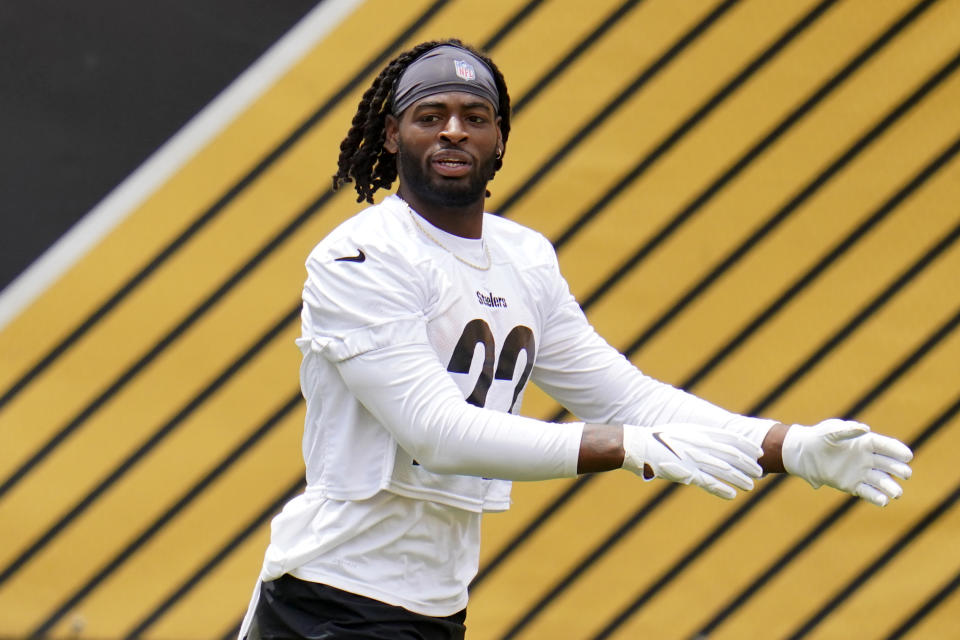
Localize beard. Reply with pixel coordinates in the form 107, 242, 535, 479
395, 141, 496, 209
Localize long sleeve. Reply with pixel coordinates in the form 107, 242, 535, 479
336, 342, 584, 481
532, 264, 775, 449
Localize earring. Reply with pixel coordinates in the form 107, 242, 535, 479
496, 147, 502, 159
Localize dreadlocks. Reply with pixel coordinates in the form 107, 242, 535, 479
332, 39, 512, 204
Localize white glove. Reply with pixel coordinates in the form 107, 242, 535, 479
782, 419, 913, 507
622, 424, 763, 500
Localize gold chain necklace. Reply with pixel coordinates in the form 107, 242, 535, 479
406, 206, 492, 271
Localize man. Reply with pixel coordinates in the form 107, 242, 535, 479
239, 39, 913, 639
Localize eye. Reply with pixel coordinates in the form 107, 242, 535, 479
418, 114, 441, 123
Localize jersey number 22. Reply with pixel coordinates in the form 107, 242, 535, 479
447, 319, 535, 413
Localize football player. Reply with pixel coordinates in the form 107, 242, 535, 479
240, 39, 912, 640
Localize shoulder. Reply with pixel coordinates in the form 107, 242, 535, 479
303, 196, 443, 309
483, 213, 558, 271
308, 195, 422, 268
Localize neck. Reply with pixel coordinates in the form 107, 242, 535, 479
396, 186, 484, 239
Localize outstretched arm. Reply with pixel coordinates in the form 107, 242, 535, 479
337, 344, 762, 497
534, 300, 912, 505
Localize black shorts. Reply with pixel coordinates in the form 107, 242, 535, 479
245, 574, 467, 640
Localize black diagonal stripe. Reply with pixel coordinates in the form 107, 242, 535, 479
885, 562, 960, 639
189, 38, 960, 640
122, 476, 306, 639
578, 0, 940, 312
512, 0, 650, 115
686, 137, 960, 393
2, 0, 703, 605
501, 484, 677, 639
0, 0, 550, 505
612, 44, 960, 359
471, 472, 593, 590
693, 392, 960, 640
0, 0, 642, 514
496, 0, 741, 215
627, 214, 960, 635
472, 12, 949, 589
474, 0, 756, 586
502, 202, 960, 634
552, 0, 840, 249
220, 619, 243, 640
0, 184, 329, 508
697, 397, 960, 639
7, 0, 552, 623
506, 144, 960, 633
595, 304, 960, 640
0, 195, 322, 516
788, 481, 960, 639
29, 390, 302, 637
0, 0, 450, 414
481, 0, 548, 51
0, 303, 299, 588
747, 179, 960, 411
531, 307, 959, 640
693, 339, 960, 638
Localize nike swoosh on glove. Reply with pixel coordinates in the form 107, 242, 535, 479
782, 419, 913, 507
622, 424, 763, 500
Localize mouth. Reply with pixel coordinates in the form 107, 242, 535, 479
431, 151, 473, 178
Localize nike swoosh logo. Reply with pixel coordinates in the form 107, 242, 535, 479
334, 249, 366, 263
652, 431, 680, 459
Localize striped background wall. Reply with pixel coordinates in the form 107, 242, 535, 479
1, 0, 959, 637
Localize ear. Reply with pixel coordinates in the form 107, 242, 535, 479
495, 116, 504, 156
384, 114, 399, 154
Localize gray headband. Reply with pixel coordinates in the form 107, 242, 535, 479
392, 45, 499, 115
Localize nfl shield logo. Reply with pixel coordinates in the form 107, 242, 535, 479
454, 59, 476, 81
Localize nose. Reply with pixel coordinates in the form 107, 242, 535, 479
440, 115, 468, 145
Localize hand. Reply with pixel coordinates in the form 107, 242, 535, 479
622, 424, 763, 499
781, 419, 913, 506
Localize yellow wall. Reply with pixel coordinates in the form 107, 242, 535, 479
2, 0, 959, 637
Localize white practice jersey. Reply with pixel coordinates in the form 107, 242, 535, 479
241, 194, 775, 630
297, 194, 593, 511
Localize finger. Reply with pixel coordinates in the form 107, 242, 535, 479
872, 455, 913, 480
692, 472, 737, 500
699, 429, 764, 460
670, 435, 755, 489
682, 439, 763, 478
864, 469, 903, 500
695, 459, 755, 491
708, 448, 763, 479
824, 421, 870, 443
855, 482, 890, 507
656, 461, 695, 486
868, 433, 914, 463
